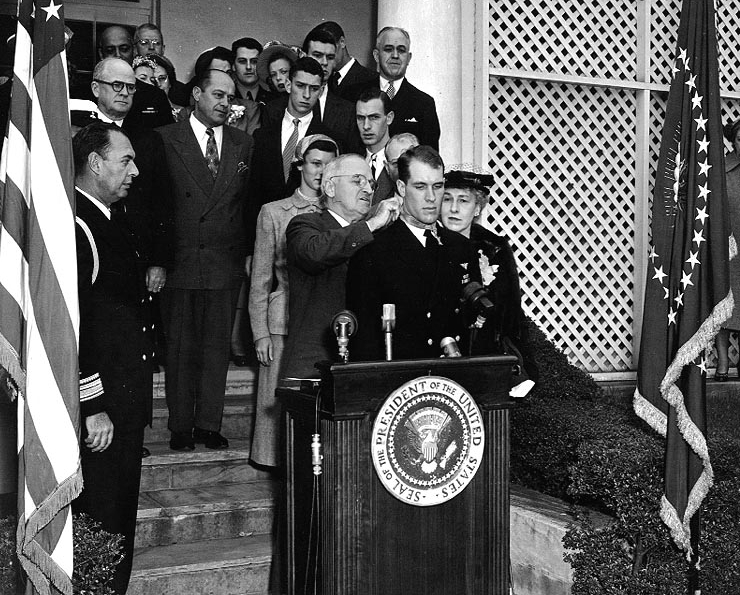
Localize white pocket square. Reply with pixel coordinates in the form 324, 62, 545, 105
404, 117, 419, 123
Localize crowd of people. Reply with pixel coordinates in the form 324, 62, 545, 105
59, 20, 535, 593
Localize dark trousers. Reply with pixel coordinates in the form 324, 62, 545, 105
162, 287, 239, 433
73, 424, 145, 595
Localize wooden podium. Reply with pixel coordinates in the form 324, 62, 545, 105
279, 355, 517, 595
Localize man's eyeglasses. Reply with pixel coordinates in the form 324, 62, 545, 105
94, 79, 137, 94
331, 173, 377, 190
135, 39, 162, 48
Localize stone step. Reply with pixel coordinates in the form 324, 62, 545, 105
152, 365, 258, 402
140, 439, 269, 491
129, 533, 272, 595
136, 479, 276, 548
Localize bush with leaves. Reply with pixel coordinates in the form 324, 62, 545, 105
0, 512, 123, 594
513, 319, 740, 594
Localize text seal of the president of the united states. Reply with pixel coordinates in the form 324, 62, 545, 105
371, 376, 485, 506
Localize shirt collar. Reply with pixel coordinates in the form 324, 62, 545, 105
95, 109, 123, 125
327, 208, 350, 227
379, 76, 405, 93
283, 108, 313, 126
76, 186, 111, 220
336, 57, 356, 82
189, 112, 222, 136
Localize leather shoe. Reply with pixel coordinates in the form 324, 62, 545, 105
231, 353, 249, 367
169, 431, 195, 451
141, 446, 151, 458
193, 427, 229, 449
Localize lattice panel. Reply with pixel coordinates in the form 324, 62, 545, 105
651, 0, 740, 91
486, 78, 635, 373
489, 0, 637, 80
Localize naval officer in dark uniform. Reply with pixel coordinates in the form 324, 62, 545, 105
71, 121, 153, 595
346, 145, 480, 360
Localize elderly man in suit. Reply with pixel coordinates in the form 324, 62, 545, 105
345, 27, 440, 150
346, 146, 480, 361
72, 122, 151, 594
248, 134, 338, 466
282, 154, 401, 378
157, 69, 254, 451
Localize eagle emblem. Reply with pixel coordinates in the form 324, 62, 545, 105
402, 407, 457, 474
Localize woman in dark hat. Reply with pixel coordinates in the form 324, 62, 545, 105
440, 165, 537, 385
714, 119, 740, 380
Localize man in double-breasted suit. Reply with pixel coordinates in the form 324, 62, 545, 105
346, 146, 480, 361
72, 122, 152, 594
282, 155, 401, 378
157, 69, 254, 451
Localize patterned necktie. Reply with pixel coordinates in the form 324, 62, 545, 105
282, 118, 300, 182
205, 127, 219, 178
424, 228, 439, 250
386, 81, 396, 100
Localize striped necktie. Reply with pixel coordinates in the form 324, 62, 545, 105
282, 118, 300, 182
386, 81, 396, 100
205, 127, 219, 178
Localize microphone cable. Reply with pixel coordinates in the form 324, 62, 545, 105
302, 384, 323, 595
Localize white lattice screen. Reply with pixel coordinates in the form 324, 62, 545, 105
487, 0, 740, 374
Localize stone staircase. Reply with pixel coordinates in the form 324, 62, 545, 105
127, 366, 276, 595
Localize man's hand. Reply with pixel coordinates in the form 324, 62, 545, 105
146, 266, 167, 293
84, 412, 114, 452
366, 196, 402, 233
254, 337, 273, 366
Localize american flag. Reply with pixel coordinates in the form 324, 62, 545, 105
0, 1, 81, 593
634, 0, 729, 586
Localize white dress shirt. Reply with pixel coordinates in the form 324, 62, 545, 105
189, 113, 223, 157
281, 109, 313, 153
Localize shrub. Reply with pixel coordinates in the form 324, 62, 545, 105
514, 320, 740, 594
0, 512, 123, 594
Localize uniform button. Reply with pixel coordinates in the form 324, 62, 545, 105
141, 298, 145, 304
151, 324, 155, 330
426, 312, 431, 318
142, 354, 147, 361
148, 295, 153, 302
454, 308, 460, 314
427, 339, 433, 346
455, 335, 460, 342
142, 326, 146, 332
151, 351, 155, 357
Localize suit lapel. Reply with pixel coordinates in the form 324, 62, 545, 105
170, 122, 215, 198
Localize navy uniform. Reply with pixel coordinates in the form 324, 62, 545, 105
72, 190, 153, 594
346, 219, 479, 361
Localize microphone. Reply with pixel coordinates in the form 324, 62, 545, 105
381, 303, 396, 361
332, 310, 358, 363
440, 337, 462, 358
462, 281, 494, 320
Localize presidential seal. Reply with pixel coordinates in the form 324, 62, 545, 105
371, 376, 485, 506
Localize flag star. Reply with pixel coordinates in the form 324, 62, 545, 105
653, 265, 667, 284
678, 48, 687, 63
664, 286, 671, 299
668, 308, 678, 325
699, 160, 712, 177
695, 205, 709, 224
697, 184, 710, 200
648, 245, 659, 262
691, 94, 703, 110
693, 229, 705, 247
685, 74, 697, 91
674, 292, 684, 306
697, 138, 710, 155
41, 0, 61, 20
672, 62, 680, 76
687, 250, 701, 268
697, 358, 707, 374
695, 114, 708, 131
680, 271, 694, 289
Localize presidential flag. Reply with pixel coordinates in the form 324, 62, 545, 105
0, 1, 81, 593
634, 0, 729, 574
